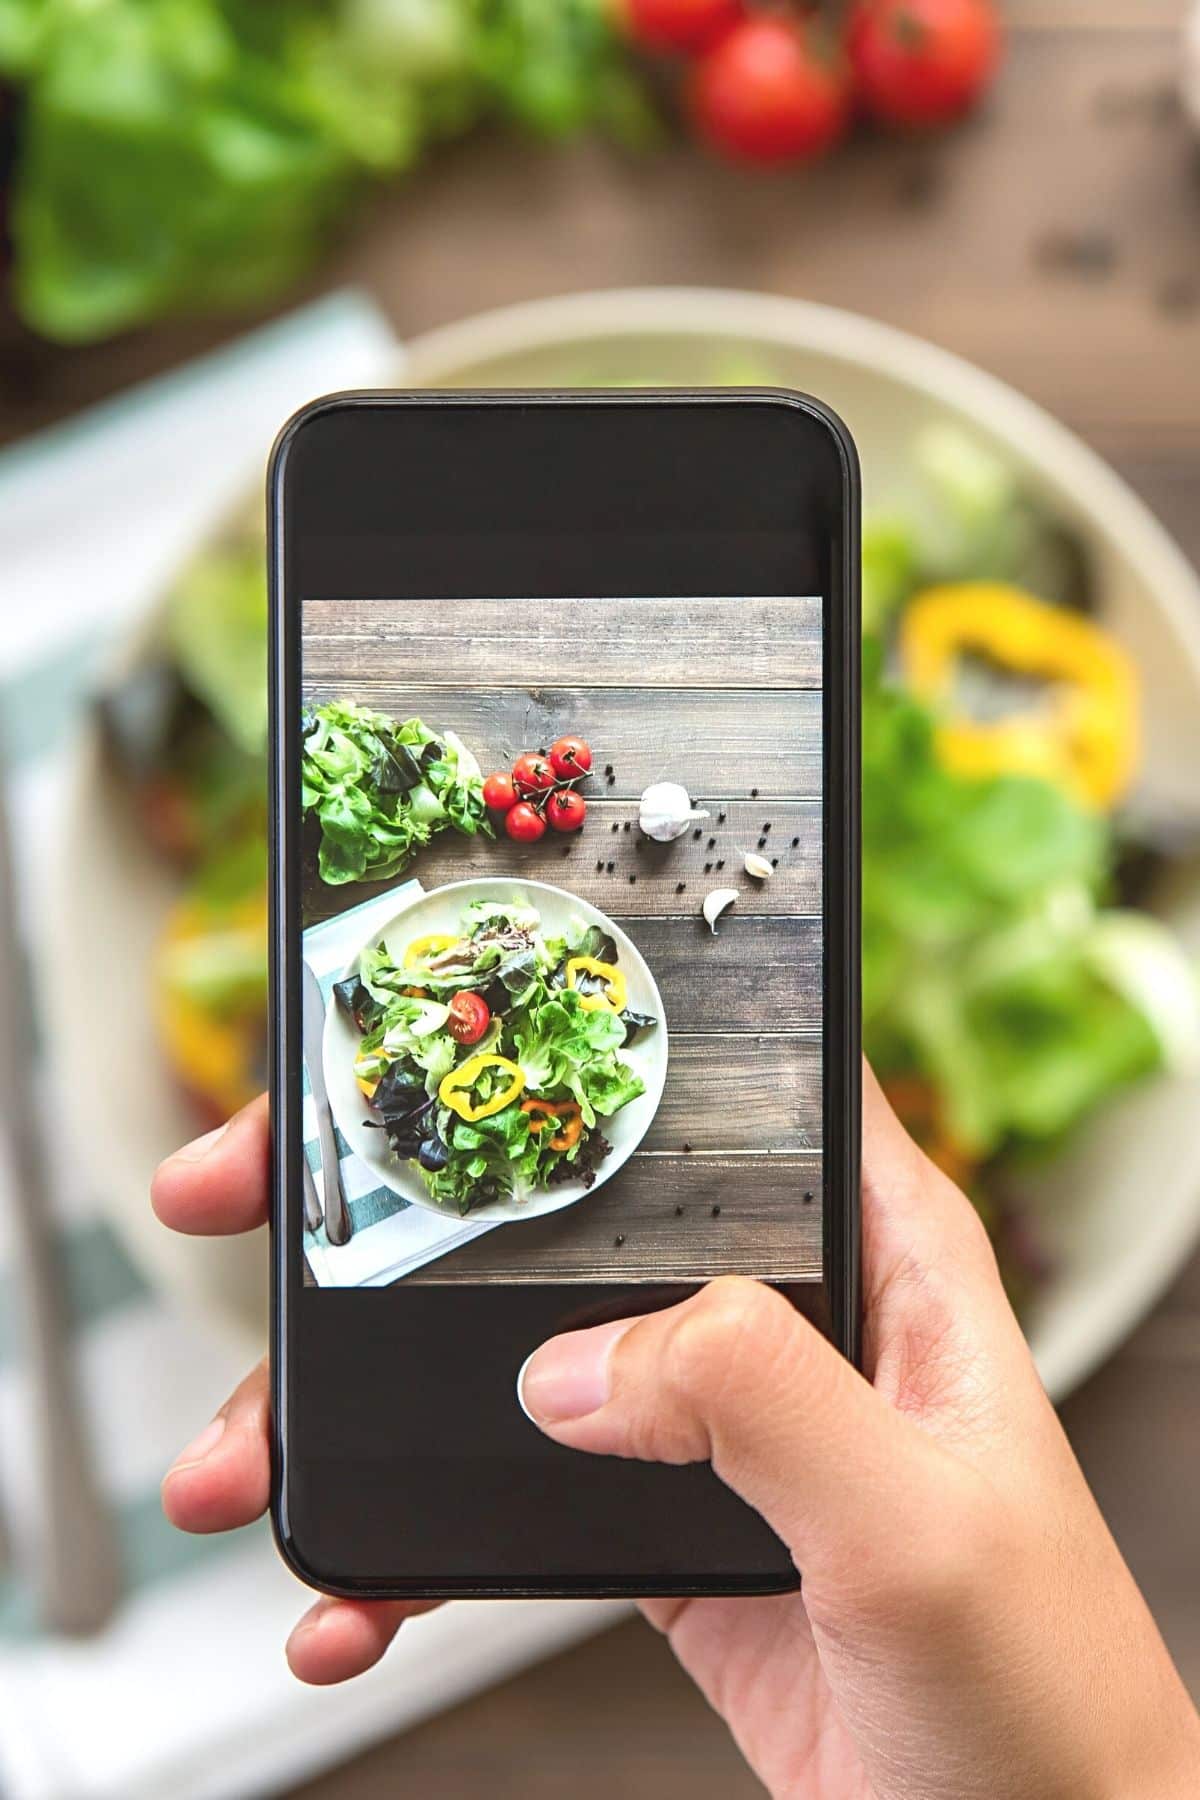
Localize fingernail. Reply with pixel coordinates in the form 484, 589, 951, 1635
172, 1122, 230, 1164
517, 1318, 636, 1425
166, 1414, 226, 1477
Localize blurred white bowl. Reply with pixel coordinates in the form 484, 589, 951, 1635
51, 289, 1200, 1393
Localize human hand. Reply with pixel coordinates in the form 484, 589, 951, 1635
152, 1073, 1200, 1797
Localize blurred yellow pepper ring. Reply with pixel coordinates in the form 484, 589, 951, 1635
899, 582, 1139, 809
403, 933, 458, 970
565, 956, 627, 1014
439, 1054, 524, 1122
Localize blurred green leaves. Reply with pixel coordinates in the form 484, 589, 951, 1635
860, 638, 1188, 1157
0, 0, 641, 342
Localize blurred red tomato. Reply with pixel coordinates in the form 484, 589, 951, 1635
624, 0, 743, 54
848, 0, 1001, 127
690, 16, 851, 165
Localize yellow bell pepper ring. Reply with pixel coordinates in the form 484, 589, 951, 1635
900, 582, 1139, 810
565, 956, 627, 1014
438, 1054, 525, 1122
403, 933, 458, 970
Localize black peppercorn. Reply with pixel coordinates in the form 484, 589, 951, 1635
675, 881, 686, 893
704, 862, 712, 872
750, 787, 759, 797
716, 858, 725, 870
614, 1233, 625, 1247
674, 1205, 684, 1217
711, 1204, 721, 1217
791, 836, 799, 848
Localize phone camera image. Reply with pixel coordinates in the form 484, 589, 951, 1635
298, 594, 823, 1291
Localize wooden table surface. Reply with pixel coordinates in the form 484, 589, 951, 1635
303, 594, 824, 1282
4, 1, 1200, 1792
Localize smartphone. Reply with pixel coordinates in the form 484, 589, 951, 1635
269, 390, 860, 1599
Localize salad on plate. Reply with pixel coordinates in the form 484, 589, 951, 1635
336, 896, 657, 1215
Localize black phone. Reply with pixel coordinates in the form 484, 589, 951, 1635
268, 389, 860, 1599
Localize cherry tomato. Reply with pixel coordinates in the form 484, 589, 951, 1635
447, 991, 491, 1046
547, 789, 587, 833
512, 752, 555, 796
848, 0, 1001, 128
483, 772, 518, 812
505, 801, 547, 843
548, 735, 592, 781
623, 0, 743, 56
690, 16, 851, 165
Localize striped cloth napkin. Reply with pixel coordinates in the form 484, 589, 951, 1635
302, 883, 493, 1286
0, 296, 620, 1800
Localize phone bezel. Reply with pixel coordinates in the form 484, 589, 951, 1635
268, 389, 860, 1599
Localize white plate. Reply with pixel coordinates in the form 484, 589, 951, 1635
321, 878, 668, 1224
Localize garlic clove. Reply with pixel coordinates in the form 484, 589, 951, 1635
743, 852, 773, 881
702, 888, 739, 934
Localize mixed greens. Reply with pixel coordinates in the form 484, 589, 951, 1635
339, 898, 653, 1213
301, 700, 489, 885
0, 0, 642, 342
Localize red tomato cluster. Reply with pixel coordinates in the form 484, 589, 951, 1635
623, 0, 1002, 166
484, 736, 593, 843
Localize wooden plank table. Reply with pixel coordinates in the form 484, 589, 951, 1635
302, 594, 824, 1282
5, 1, 1199, 1790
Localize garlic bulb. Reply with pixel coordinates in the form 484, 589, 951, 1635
702, 888, 739, 934
638, 781, 709, 842
744, 852, 773, 881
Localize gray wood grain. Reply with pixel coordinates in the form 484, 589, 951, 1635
299, 683, 822, 798
301, 595, 822, 687
303, 800, 821, 918
409, 1154, 823, 1283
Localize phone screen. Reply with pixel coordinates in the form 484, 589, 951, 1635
273, 393, 858, 1595
299, 592, 822, 1293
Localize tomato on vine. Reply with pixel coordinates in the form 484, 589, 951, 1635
624, 0, 744, 55
546, 789, 588, 833
690, 15, 851, 166
482, 772, 518, 812
512, 752, 555, 796
505, 801, 547, 843
848, 0, 1001, 128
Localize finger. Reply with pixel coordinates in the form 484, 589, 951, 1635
286, 1597, 442, 1685
151, 1093, 270, 1236
161, 1357, 270, 1534
859, 1063, 1038, 1428
518, 1276, 950, 1573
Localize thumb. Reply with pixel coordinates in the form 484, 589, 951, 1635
518, 1276, 948, 1572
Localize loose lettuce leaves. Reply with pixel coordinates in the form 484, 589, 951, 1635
301, 700, 489, 885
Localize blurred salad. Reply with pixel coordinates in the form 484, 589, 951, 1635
100, 419, 1200, 1290
341, 897, 653, 1213
0, 0, 643, 342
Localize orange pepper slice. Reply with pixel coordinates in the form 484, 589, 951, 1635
521, 1096, 583, 1150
